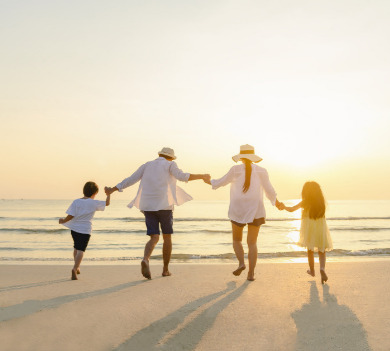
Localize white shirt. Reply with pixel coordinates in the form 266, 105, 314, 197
211, 164, 277, 223
116, 157, 192, 211
62, 198, 106, 234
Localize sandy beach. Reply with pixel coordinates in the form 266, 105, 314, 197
0, 261, 389, 351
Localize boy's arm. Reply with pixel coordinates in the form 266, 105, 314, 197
105, 194, 111, 206
59, 215, 74, 224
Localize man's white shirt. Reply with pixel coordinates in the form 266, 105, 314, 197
116, 157, 192, 211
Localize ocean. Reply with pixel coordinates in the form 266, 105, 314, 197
1, 199, 390, 264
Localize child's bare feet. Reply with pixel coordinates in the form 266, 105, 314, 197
233, 264, 246, 276
306, 269, 315, 277
320, 269, 328, 284
162, 270, 172, 277
71, 269, 78, 280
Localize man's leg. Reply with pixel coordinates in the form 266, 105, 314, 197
162, 234, 172, 276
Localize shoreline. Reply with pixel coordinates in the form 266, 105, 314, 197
1, 255, 390, 265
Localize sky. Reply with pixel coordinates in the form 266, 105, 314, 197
1, 0, 390, 201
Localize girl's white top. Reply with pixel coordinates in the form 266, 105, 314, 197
115, 157, 192, 211
211, 164, 277, 223
62, 198, 106, 234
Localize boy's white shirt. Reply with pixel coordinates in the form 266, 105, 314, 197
210, 164, 277, 223
116, 157, 192, 211
62, 198, 106, 234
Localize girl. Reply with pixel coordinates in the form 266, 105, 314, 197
206, 145, 282, 281
59, 181, 110, 280
281, 181, 333, 284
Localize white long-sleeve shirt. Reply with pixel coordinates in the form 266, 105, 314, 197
116, 157, 192, 211
211, 164, 277, 223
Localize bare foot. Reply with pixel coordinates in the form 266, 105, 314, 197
162, 270, 172, 277
233, 264, 246, 276
247, 272, 255, 281
307, 269, 315, 277
320, 269, 328, 284
71, 269, 78, 280
141, 260, 151, 280
77, 268, 80, 274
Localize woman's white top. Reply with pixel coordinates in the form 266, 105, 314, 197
62, 198, 106, 234
211, 164, 277, 223
115, 157, 192, 211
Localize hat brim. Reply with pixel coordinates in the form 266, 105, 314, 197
159, 152, 176, 160
232, 154, 262, 163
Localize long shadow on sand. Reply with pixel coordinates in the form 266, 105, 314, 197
292, 282, 371, 351
0, 279, 148, 322
0, 278, 69, 292
114, 281, 249, 351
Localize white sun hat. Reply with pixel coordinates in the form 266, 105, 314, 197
232, 144, 262, 163
158, 147, 177, 160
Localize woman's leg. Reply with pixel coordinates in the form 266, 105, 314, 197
232, 222, 245, 271
307, 250, 315, 276
247, 225, 260, 281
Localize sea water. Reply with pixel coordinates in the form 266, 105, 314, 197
0, 199, 390, 264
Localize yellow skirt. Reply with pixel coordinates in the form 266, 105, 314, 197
298, 217, 333, 252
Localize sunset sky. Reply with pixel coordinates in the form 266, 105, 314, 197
1, 0, 390, 201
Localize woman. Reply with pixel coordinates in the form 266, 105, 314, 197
208, 145, 282, 281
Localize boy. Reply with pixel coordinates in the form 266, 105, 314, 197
59, 181, 110, 280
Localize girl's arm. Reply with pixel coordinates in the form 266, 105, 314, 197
283, 201, 303, 212
59, 215, 74, 224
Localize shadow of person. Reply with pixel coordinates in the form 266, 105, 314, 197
115, 281, 249, 351
0, 278, 69, 292
0, 279, 147, 322
292, 282, 371, 351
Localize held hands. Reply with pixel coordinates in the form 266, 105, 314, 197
105, 186, 113, 195
202, 174, 211, 185
275, 199, 286, 211
58, 218, 65, 224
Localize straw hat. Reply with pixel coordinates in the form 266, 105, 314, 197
232, 144, 262, 163
158, 147, 176, 160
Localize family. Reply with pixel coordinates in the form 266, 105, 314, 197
59, 145, 333, 283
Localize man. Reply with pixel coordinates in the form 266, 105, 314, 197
105, 147, 210, 279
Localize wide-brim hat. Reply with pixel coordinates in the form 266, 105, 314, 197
232, 144, 262, 163
158, 147, 176, 160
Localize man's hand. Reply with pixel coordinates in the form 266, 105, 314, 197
105, 186, 113, 195
203, 174, 211, 185
275, 199, 285, 210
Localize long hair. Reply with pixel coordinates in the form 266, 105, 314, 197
242, 158, 252, 193
301, 181, 326, 219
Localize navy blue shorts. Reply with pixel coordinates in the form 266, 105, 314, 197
143, 210, 173, 235
71, 230, 91, 251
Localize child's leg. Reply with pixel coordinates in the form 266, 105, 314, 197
318, 251, 328, 283
72, 250, 84, 280
73, 249, 80, 274
247, 225, 260, 281
318, 251, 326, 271
232, 222, 245, 269
307, 250, 315, 276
